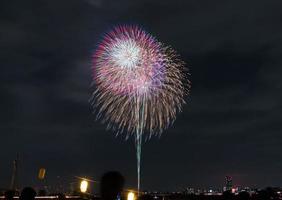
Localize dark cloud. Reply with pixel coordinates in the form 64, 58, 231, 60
0, 0, 282, 191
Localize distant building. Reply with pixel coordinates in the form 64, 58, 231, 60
225, 176, 232, 191
185, 187, 195, 194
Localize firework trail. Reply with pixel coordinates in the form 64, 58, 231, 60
91, 25, 190, 193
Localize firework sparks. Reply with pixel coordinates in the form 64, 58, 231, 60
91, 25, 190, 192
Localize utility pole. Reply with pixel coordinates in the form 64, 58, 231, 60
10, 153, 19, 191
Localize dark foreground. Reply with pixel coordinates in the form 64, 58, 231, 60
1, 194, 282, 200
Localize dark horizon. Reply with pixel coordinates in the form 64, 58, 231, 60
1, 0, 282, 191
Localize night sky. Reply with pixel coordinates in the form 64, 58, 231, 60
1, 0, 282, 191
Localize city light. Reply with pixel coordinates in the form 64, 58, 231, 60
127, 192, 135, 200
231, 188, 236, 194
80, 180, 88, 193
38, 168, 46, 180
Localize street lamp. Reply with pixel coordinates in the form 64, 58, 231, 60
80, 180, 88, 193
127, 192, 135, 200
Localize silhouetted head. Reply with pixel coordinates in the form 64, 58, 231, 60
100, 171, 125, 200
238, 191, 250, 200
4, 190, 15, 200
222, 190, 234, 200
20, 187, 36, 200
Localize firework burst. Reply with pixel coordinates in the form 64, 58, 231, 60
91, 25, 190, 192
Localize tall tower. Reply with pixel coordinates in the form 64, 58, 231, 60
225, 176, 233, 191
10, 154, 19, 191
